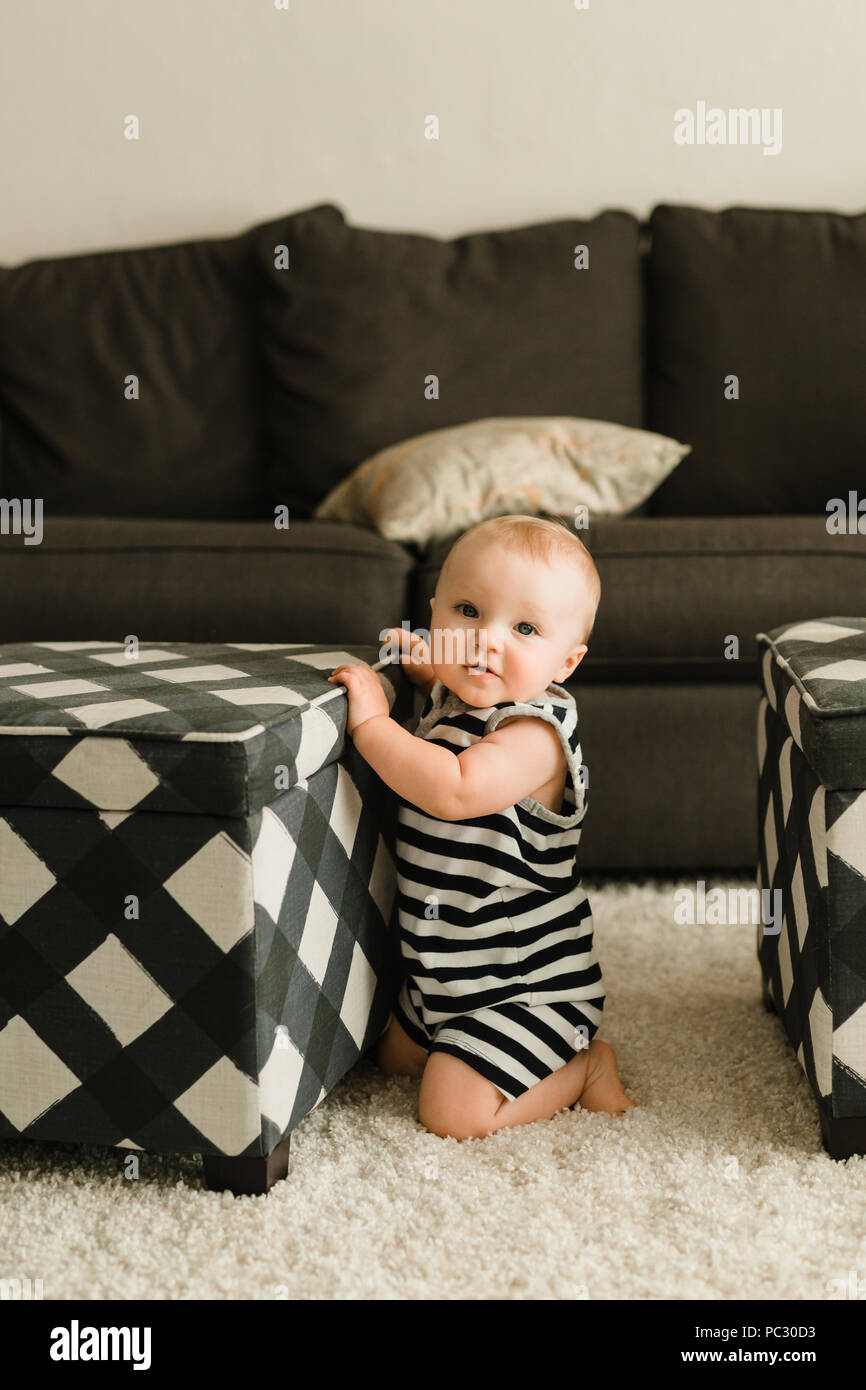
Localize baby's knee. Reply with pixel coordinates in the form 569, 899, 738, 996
417, 1052, 501, 1140
418, 1095, 489, 1141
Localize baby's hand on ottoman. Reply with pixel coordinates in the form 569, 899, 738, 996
327, 664, 390, 735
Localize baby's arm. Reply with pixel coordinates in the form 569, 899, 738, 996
354, 713, 563, 821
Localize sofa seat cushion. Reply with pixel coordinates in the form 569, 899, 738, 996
251, 203, 645, 518
411, 515, 866, 678
0, 518, 414, 646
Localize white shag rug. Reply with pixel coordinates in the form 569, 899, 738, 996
3, 875, 865, 1301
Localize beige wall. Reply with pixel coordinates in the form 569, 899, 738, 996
1, 0, 863, 263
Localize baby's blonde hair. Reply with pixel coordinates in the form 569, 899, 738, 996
437, 514, 601, 647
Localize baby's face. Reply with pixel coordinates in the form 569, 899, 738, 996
428, 540, 592, 706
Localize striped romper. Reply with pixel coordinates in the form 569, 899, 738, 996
392, 677, 606, 1102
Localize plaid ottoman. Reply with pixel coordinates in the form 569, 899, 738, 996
756, 618, 866, 1159
0, 641, 411, 1194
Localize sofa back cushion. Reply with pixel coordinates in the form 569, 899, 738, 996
252, 204, 645, 518
0, 228, 267, 519
646, 204, 866, 515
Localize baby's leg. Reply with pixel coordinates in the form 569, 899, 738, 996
376, 1014, 428, 1079
418, 1039, 634, 1140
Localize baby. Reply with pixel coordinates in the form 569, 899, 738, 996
327, 513, 635, 1140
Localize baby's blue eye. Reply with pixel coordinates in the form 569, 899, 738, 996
456, 603, 478, 618
516, 622, 535, 636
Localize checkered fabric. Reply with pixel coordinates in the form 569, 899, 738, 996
756, 618, 866, 1119
0, 641, 411, 1157
0, 640, 406, 815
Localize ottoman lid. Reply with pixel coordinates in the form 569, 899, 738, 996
0, 641, 408, 816
756, 618, 866, 788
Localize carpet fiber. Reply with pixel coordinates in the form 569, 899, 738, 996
3, 875, 865, 1300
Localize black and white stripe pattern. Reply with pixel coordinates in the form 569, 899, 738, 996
393, 678, 605, 1100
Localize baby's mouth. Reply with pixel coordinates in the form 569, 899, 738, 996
466, 663, 497, 678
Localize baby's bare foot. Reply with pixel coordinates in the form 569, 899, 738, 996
578, 1039, 637, 1115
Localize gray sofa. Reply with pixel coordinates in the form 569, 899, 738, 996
2, 201, 865, 871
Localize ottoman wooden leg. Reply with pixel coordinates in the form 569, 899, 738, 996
202, 1133, 291, 1195
820, 1111, 866, 1160
761, 980, 776, 1013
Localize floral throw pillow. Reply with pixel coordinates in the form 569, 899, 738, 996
313, 417, 691, 544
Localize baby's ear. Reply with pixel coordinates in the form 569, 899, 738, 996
559, 646, 587, 681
